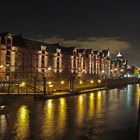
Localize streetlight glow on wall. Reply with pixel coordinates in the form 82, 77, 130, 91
49, 84, 53, 88
102, 70, 105, 73
61, 80, 65, 85
48, 81, 52, 85
90, 80, 94, 84
20, 82, 26, 87
48, 67, 52, 71
79, 80, 83, 84
97, 79, 101, 83
0, 65, 3, 68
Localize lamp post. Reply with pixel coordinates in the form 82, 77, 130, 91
70, 70, 76, 93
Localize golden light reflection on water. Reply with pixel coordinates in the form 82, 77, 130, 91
14, 106, 29, 140
43, 99, 54, 137
76, 95, 84, 126
0, 115, 7, 138
57, 98, 67, 134
136, 84, 140, 105
96, 91, 102, 113
88, 93, 94, 118
47, 100, 53, 113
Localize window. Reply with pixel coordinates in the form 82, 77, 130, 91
42, 50, 45, 54
42, 55, 45, 60
41, 59, 44, 64
7, 46, 11, 50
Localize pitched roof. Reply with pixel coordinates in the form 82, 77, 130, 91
0, 32, 75, 55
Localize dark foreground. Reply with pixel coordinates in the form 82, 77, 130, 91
0, 84, 139, 140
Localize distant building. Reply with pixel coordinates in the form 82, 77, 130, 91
0, 32, 127, 82
111, 52, 128, 77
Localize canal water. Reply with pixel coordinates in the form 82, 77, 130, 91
0, 84, 139, 140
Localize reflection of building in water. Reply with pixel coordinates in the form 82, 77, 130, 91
14, 106, 29, 140
76, 95, 85, 126
96, 91, 102, 113
88, 93, 95, 118
0, 115, 7, 139
57, 98, 67, 135
42, 99, 54, 138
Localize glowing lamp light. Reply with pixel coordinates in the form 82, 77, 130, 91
0, 65, 3, 68
48, 81, 52, 85
97, 79, 101, 83
61, 80, 65, 85
79, 80, 83, 84
102, 70, 105, 73
48, 67, 51, 70
49, 84, 54, 88
82, 69, 85, 72
120, 69, 123, 72
90, 80, 94, 84
20, 82, 26, 87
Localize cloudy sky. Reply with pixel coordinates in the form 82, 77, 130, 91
0, 0, 140, 65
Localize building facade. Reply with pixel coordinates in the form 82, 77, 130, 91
0, 32, 127, 83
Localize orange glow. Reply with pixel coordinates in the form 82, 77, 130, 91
90, 80, 94, 84
57, 98, 66, 134
49, 84, 53, 88
97, 79, 101, 83
14, 106, 29, 140
79, 80, 83, 84
97, 91, 102, 113
88, 93, 94, 118
48, 81, 52, 85
61, 80, 65, 85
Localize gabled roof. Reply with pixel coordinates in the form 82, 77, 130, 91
0, 32, 75, 55
101, 49, 110, 57
93, 50, 99, 55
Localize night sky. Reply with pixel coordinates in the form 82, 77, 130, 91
0, 0, 140, 65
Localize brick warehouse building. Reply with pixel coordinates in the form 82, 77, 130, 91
0, 32, 128, 91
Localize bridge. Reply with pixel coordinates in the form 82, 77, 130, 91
0, 80, 44, 94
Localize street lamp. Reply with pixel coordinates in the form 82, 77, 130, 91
90, 80, 94, 84
79, 80, 83, 84
97, 79, 101, 83
0, 65, 3, 68
20, 82, 26, 87
48, 81, 52, 85
48, 67, 52, 71
61, 80, 65, 85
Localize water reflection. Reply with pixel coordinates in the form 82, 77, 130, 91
0, 84, 139, 140
14, 105, 30, 140
88, 93, 94, 118
136, 84, 140, 98
76, 95, 85, 126
126, 85, 131, 106
0, 115, 7, 139
42, 99, 54, 137
57, 98, 67, 134
96, 91, 102, 113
